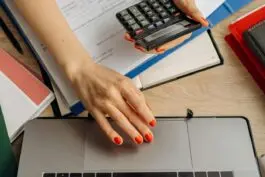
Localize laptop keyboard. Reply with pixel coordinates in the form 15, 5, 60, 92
43, 172, 234, 177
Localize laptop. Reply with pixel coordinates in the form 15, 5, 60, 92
17, 117, 261, 177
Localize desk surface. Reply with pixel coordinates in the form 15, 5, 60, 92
1, 1, 265, 156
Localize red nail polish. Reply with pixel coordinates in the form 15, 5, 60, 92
145, 133, 153, 143
135, 45, 145, 52
114, 137, 122, 145
201, 17, 208, 24
149, 119, 157, 127
135, 135, 143, 144
156, 48, 165, 53
124, 35, 134, 42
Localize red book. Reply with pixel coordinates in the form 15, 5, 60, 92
0, 49, 54, 141
228, 5, 265, 79
225, 34, 265, 92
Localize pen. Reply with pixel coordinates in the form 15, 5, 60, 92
0, 17, 23, 54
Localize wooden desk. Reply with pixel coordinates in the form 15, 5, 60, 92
1, 1, 265, 156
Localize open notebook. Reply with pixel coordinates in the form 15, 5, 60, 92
133, 31, 222, 89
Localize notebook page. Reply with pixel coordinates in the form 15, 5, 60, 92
139, 32, 221, 88
57, 0, 154, 75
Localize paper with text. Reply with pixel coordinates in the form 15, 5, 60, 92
57, 0, 154, 75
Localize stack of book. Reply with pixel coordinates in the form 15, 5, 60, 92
225, 5, 265, 93
1, 0, 253, 116
0, 49, 54, 141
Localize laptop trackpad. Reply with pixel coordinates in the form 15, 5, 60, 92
84, 120, 192, 172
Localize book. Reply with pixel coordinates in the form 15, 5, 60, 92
1, 0, 252, 114
225, 5, 265, 92
134, 30, 222, 89
0, 106, 17, 177
0, 49, 54, 141
225, 34, 265, 93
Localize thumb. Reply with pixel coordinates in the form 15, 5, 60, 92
173, 0, 209, 27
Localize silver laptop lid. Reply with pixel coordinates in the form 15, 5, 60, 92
17, 118, 261, 177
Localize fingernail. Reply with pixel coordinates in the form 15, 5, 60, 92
135, 45, 145, 52
114, 137, 122, 145
145, 133, 153, 143
201, 17, 208, 25
156, 48, 165, 53
135, 135, 143, 144
124, 34, 134, 42
149, 119, 157, 127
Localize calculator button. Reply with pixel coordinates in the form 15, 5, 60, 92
143, 6, 151, 12
131, 24, 141, 31
120, 10, 129, 16
155, 21, 163, 27
164, 3, 172, 9
147, 25, 156, 30
152, 3, 160, 8
129, 7, 141, 16
151, 16, 160, 22
148, 0, 156, 4
147, 11, 155, 17
137, 15, 146, 21
123, 15, 132, 21
168, 7, 177, 14
127, 19, 136, 25
160, 0, 169, 4
139, 2, 148, 8
140, 20, 150, 27
136, 29, 144, 35
160, 11, 169, 18
156, 7, 164, 12
163, 17, 170, 23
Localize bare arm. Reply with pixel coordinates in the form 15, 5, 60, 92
15, 0, 92, 76
15, 0, 156, 145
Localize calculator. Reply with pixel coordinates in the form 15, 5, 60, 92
116, 0, 202, 51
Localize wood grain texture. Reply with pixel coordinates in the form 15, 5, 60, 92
1, 1, 265, 155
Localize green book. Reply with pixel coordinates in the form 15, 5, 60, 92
0, 106, 17, 177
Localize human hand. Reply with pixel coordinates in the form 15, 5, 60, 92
67, 62, 156, 145
125, 0, 209, 54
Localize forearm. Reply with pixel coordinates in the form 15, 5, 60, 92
14, 0, 94, 77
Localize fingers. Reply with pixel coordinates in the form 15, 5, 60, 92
120, 84, 156, 128
113, 94, 154, 143
173, 0, 209, 27
156, 33, 192, 52
91, 109, 123, 145
105, 103, 144, 144
125, 33, 191, 54
124, 33, 134, 42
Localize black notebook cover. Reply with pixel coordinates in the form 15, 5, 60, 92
243, 20, 265, 67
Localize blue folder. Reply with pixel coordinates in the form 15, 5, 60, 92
1, 0, 253, 115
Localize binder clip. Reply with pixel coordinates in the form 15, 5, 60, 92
186, 109, 194, 119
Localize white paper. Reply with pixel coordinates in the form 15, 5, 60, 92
195, 0, 225, 18
139, 32, 221, 88
57, 0, 154, 75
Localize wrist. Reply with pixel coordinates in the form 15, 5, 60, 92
61, 53, 96, 82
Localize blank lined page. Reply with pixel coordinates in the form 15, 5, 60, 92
139, 32, 221, 89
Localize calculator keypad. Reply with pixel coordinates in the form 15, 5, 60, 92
116, 0, 201, 50
117, 0, 181, 34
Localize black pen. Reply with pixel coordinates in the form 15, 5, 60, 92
0, 18, 23, 54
